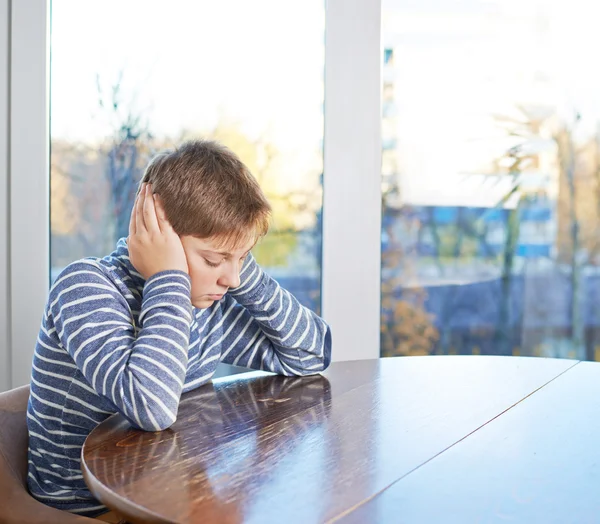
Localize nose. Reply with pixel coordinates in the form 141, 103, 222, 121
218, 262, 241, 289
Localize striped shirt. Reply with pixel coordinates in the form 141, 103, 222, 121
26, 238, 332, 516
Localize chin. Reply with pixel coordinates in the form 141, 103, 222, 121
192, 298, 215, 309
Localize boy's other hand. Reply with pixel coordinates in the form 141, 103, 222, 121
127, 183, 189, 280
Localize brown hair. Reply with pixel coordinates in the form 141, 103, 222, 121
140, 139, 271, 249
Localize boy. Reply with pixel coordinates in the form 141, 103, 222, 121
26, 140, 332, 518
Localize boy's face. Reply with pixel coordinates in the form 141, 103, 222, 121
180, 235, 256, 309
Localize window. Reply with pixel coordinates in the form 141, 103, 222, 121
381, 0, 600, 361
50, 0, 324, 313
5, 0, 381, 389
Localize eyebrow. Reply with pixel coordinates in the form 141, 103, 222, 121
203, 249, 250, 259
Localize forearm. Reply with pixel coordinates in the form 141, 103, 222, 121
121, 270, 193, 428
227, 255, 332, 373
54, 264, 193, 431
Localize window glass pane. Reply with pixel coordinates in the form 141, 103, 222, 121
50, 0, 324, 313
381, 0, 600, 360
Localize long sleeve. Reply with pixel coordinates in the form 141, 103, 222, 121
218, 254, 332, 375
48, 260, 193, 431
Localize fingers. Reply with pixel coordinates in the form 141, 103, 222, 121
142, 183, 161, 234
153, 194, 174, 234
131, 183, 175, 238
129, 189, 138, 237
135, 183, 146, 234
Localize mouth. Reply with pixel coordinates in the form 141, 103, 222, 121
206, 294, 224, 300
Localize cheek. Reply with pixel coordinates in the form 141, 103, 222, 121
188, 262, 216, 290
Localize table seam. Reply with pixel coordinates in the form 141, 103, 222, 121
326, 359, 583, 524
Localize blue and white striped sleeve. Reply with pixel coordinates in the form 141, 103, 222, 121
49, 260, 193, 431
219, 254, 332, 376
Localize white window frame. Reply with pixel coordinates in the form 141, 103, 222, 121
323, 0, 382, 361
5, 0, 50, 389
2, 0, 381, 389
0, 0, 10, 391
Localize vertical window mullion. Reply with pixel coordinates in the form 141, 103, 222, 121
0, 0, 10, 391
322, 0, 382, 361
10, 0, 49, 387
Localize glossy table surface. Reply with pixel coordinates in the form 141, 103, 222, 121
81, 355, 600, 523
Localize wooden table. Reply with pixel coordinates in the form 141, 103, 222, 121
81, 356, 600, 523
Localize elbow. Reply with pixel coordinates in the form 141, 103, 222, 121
132, 412, 177, 432
153, 418, 176, 432
320, 326, 332, 371
299, 327, 332, 376
146, 404, 179, 431
118, 372, 183, 431
121, 395, 179, 432
151, 411, 177, 431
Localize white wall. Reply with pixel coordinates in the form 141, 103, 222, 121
0, 0, 10, 391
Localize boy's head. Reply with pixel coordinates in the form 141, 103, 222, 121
141, 139, 271, 248
140, 139, 272, 308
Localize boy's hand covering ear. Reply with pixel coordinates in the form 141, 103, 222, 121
127, 183, 189, 280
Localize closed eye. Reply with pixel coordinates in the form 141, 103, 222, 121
204, 258, 222, 268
